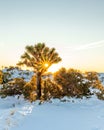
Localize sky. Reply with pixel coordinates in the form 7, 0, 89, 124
0, 0, 104, 72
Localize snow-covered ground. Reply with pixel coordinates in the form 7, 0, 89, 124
0, 95, 104, 130
0, 69, 104, 130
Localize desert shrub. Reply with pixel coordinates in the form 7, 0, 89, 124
23, 76, 37, 101
85, 72, 104, 92
85, 72, 99, 87
41, 78, 63, 100
54, 68, 91, 98
96, 91, 104, 100
23, 77, 63, 101
2, 72, 12, 83
0, 70, 3, 84
85, 72, 99, 81
0, 78, 26, 98
6, 66, 20, 71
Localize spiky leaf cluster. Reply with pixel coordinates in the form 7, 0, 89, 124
17, 43, 62, 74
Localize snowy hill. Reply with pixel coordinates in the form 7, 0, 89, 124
2, 67, 34, 82
2, 67, 104, 85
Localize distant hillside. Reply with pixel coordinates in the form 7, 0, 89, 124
99, 73, 104, 85
2, 67, 34, 82
1, 67, 104, 85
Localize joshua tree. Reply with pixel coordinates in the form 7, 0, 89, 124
17, 43, 61, 99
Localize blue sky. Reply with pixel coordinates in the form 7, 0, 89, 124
0, 0, 104, 72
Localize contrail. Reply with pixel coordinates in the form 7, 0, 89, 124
75, 40, 104, 51
63, 40, 104, 56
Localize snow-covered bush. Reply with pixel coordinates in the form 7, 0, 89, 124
0, 66, 104, 102
23, 76, 37, 101
85, 71, 104, 92
96, 91, 104, 100
2, 72, 11, 83
0, 78, 26, 98
54, 68, 91, 98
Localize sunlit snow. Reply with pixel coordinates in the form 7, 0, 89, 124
0, 69, 104, 130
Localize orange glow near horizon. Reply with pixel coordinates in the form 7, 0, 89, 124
0, 64, 104, 73
0, 60, 104, 73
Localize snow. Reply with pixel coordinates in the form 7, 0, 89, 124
0, 96, 104, 130
99, 73, 104, 85
2, 68, 34, 82
0, 69, 104, 130
0, 96, 33, 130
82, 78, 90, 84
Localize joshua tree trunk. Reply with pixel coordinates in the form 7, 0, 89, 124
36, 72, 42, 99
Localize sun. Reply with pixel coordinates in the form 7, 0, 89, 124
44, 63, 49, 68
48, 64, 61, 73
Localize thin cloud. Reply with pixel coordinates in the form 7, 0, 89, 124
64, 40, 104, 51
62, 40, 104, 56
75, 40, 104, 51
